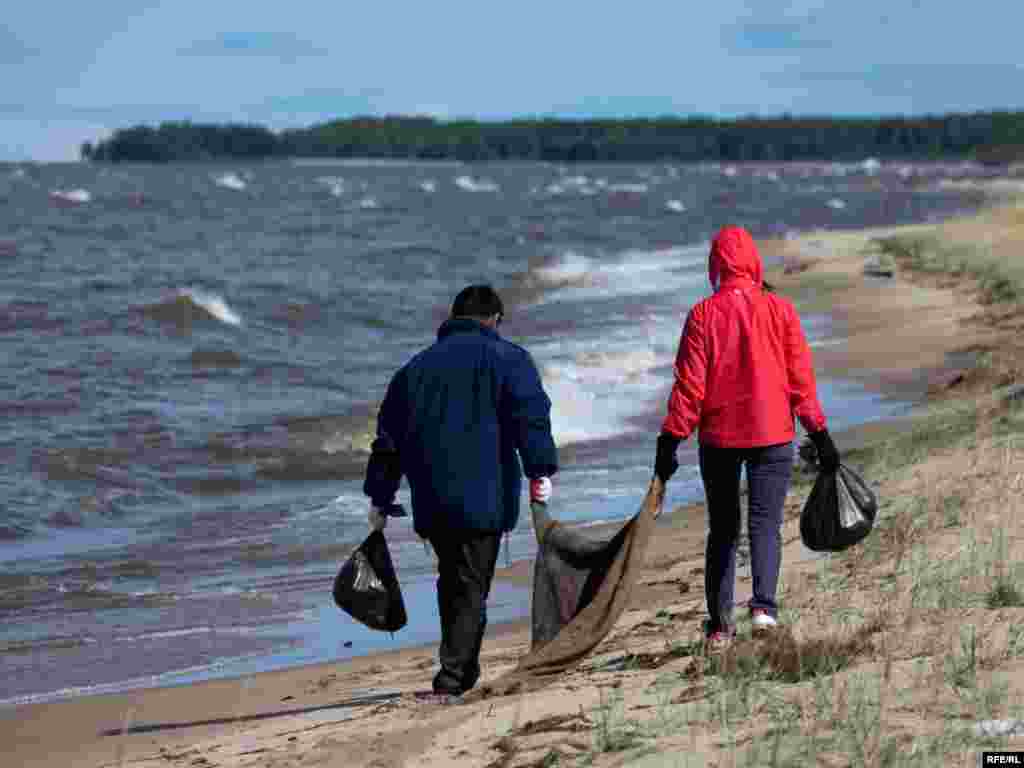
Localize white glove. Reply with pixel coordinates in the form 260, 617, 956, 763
368, 504, 388, 532
529, 477, 552, 504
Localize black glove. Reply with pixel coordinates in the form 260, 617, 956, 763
808, 429, 840, 473
654, 432, 682, 483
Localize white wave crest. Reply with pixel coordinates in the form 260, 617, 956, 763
860, 157, 882, 174
50, 188, 91, 204
454, 175, 499, 193
179, 288, 242, 326
826, 198, 847, 210
418, 179, 437, 193
665, 199, 687, 213
533, 251, 594, 287
317, 176, 346, 197
542, 347, 666, 446
213, 172, 247, 191
529, 244, 707, 305
607, 182, 648, 194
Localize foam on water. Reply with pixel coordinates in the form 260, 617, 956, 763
607, 182, 648, 194
317, 176, 345, 197
542, 348, 666, 445
303, 493, 367, 522
213, 172, 247, 191
529, 243, 707, 304
178, 288, 242, 326
454, 175, 499, 192
861, 157, 882, 174
49, 188, 91, 204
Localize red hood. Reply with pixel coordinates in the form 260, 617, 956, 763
708, 226, 763, 289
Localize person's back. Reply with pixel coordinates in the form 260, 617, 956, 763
386, 315, 553, 538
363, 284, 557, 696
663, 226, 823, 449
655, 226, 839, 649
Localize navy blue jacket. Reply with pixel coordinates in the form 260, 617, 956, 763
364, 318, 558, 538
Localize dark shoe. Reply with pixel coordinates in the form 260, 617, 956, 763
432, 669, 466, 696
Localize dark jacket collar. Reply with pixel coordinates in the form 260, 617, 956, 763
437, 317, 500, 341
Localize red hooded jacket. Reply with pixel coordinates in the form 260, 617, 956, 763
662, 226, 826, 447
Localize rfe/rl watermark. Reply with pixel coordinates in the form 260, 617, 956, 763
982, 753, 1024, 766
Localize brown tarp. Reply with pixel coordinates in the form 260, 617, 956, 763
467, 477, 665, 700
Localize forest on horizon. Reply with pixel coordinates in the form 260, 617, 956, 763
81, 110, 1024, 165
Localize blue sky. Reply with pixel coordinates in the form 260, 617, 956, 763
3, 0, 1023, 161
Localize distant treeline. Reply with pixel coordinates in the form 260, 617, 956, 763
81, 111, 1024, 164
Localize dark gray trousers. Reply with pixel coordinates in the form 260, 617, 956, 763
699, 442, 794, 634
428, 531, 502, 694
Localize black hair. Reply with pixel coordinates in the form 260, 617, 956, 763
451, 284, 504, 319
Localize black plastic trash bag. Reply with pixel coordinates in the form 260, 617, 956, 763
332, 530, 407, 632
800, 464, 878, 552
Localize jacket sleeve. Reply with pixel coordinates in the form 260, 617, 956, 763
784, 304, 827, 433
362, 368, 407, 505
504, 349, 558, 479
662, 307, 707, 439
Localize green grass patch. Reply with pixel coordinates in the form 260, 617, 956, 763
874, 233, 1024, 304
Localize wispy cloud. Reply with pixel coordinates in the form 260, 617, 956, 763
180, 32, 328, 60
724, 20, 832, 55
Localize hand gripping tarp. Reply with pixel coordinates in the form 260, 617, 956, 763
466, 477, 665, 700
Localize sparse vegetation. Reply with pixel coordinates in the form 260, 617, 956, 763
874, 215, 1024, 305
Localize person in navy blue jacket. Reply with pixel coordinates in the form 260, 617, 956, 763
363, 284, 558, 696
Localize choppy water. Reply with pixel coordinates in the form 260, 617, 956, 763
0, 157, 991, 705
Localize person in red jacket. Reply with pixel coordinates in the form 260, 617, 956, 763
654, 225, 839, 648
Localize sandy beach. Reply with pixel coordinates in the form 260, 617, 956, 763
5, 186, 1024, 767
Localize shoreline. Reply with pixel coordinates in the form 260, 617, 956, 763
6, 186, 1024, 766
1, 239, 899, 712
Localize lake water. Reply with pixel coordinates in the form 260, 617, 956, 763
0, 157, 990, 705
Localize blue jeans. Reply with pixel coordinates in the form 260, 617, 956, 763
699, 442, 793, 634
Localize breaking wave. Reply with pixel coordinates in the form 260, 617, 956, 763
141, 288, 242, 329
212, 172, 247, 191
49, 188, 91, 204
454, 175, 499, 193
